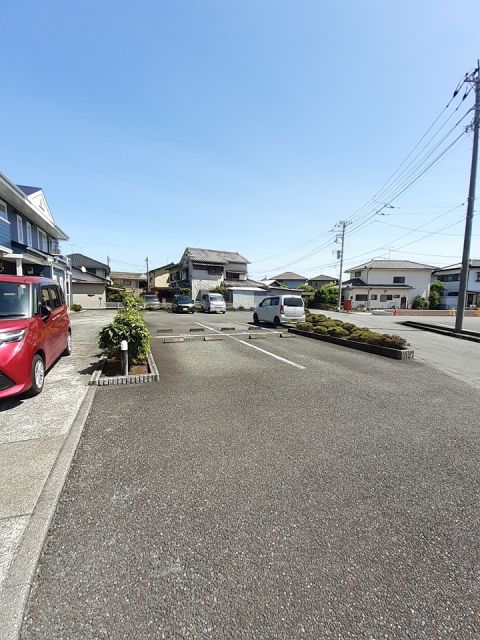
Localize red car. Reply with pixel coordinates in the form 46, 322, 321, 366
0, 275, 71, 400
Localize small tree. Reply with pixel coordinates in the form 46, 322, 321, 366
107, 284, 125, 302
429, 280, 445, 310
412, 295, 429, 310
211, 283, 228, 297
299, 284, 315, 307
314, 282, 338, 306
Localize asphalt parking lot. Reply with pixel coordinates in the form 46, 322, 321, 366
21, 310, 480, 639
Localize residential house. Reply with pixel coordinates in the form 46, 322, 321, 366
110, 271, 146, 297
67, 254, 111, 308
307, 274, 339, 288
148, 263, 175, 302
269, 271, 308, 289
432, 260, 480, 308
0, 172, 70, 298
68, 253, 110, 279
343, 260, 436, 309
169, 247, 249, 301
168, 247, 268, 308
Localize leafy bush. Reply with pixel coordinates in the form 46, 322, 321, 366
313, 325, 328, 335
314, 282, 338, 306
429, 280, 445, 310
327, 326, 350, 337
70, 303, 82, 312
98, 294, 151, 364
412, 295, 429, 310
297, 322, 314, 332
348, 328, 407, 349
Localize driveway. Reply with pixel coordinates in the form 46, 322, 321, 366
19, 311, 480, 639
0, 310, 114, 638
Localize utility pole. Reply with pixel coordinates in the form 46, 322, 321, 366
146, 256, 150, 294
455, 63, 480, 333
334, 220, 351, 311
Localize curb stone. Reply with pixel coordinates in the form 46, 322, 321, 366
89, 350, 160, 385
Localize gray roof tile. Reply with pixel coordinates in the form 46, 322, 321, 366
185, 247, 249, 264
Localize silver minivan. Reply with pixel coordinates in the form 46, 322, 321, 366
253, 295, 305, 326
201, 292, 226, 313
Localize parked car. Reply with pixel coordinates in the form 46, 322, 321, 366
141, 294, 161, 309
0, 276, 71, 400
172, 294, 195, 313
201, 292, 226, 313
253, 295, 305, 327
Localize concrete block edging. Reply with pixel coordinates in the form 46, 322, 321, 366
89, 350, 159, 386
288, 327, 414, 360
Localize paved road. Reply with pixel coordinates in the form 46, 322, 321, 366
21, 311, 480, 639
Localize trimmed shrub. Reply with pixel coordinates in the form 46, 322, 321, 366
70, 303, 82, 312
313, 325, 328, 335
98, 294, 151, 364
327, 326, 350, 337
297, 322, 314, 332
412, 295, 428, 310
347, 329, 407, 349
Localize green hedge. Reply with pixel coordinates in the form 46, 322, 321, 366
98, 294, 151, 364
295, 314, 407, 349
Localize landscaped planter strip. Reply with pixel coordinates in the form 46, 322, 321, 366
288, 327, 414, 360
89, 350, 159, 386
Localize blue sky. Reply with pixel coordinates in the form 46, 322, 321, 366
2, 0, 479, 279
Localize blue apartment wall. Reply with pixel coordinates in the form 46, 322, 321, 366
4, 201, 53, 252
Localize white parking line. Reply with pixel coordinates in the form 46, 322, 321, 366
194, 322, 306, 370
235, 321, 277, 332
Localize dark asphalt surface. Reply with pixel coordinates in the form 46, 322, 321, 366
22, 312, 480, 639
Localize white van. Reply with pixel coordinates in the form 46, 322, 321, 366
253, 295, 305, 326
201, 292, 226, 313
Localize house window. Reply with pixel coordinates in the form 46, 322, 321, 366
37, 229, 48, 252
0, 200, 7, 222
355, 294, 368, 301
448, 291, 459, 297
370, 294, 378, 300
354, 271, 361, 278
476, 272, 480, 282
207, 266, 223, 275
124, 280, 131, 286
393, 294, 400, 299
380, 294, 393, 302
16, 215, 24, 244
393, 276, 405, 284
226, 271, 240, 279
26, 222, 32, 246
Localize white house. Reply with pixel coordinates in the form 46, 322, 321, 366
343, 259, 436, 309
432, 260, 480, 308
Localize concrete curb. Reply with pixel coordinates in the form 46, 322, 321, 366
401, 320, 480, 343
288, 328, 415, 360
0, 386, 98, 640
89, 350, 160, 385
